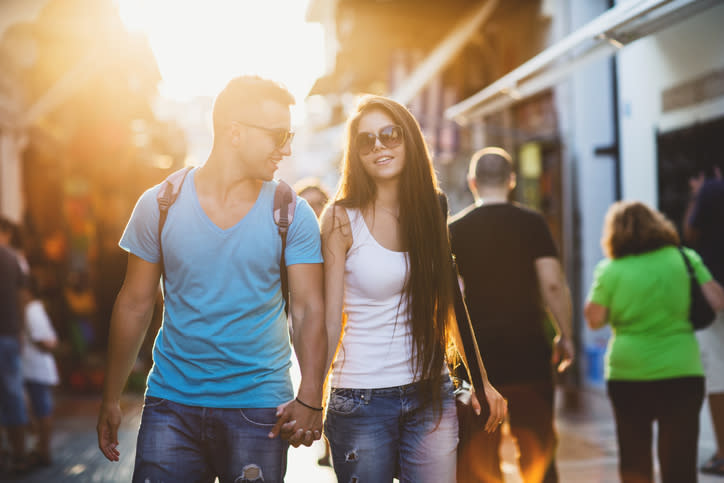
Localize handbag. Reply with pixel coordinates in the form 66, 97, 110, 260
678, 247, 715, 330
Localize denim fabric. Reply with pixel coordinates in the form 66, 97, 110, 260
324, 378, 458, 483
133, 397, 288, 483
24, 381, 54, 418
0, 336, 27, 426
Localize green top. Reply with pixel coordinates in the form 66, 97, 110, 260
588, 245, 711, 381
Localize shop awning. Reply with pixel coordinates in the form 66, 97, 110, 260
445, 0, 720, 125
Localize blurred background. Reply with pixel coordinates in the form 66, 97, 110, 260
1, 0, 723, 480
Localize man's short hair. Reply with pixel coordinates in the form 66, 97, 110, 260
469, 147, 513, 187
212, 75, 295, 134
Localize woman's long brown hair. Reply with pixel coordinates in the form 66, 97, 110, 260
332, 95, 454, 413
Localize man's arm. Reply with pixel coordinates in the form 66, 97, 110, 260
97, 254, 161, 462
268, 262, 326, 447
535, 256, 575, 372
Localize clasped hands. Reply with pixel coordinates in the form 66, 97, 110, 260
268, 398, 323, 447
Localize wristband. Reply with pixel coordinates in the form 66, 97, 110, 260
295, 396, 323, 412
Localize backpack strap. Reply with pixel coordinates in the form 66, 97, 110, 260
156, 167, 192, 280
274, 180, 297, 316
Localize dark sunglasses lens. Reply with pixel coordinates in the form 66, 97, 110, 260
356, 133, 377, 155
379, 126, 402, 148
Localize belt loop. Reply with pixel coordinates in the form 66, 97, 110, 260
362, 388, 372, 404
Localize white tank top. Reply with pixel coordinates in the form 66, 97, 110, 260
330, 208, 417, 388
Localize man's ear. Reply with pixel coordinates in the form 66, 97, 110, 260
508, 172, 517, 191
467, 176, 479, 199
229, 121, 242, 146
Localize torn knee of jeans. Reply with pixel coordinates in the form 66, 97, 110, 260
234, 464, 263, 483
344, 449, 359, 462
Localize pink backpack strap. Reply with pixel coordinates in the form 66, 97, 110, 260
156, 167, 192, 279
157, 167, 192, 214
274, 180, 297, 316
273, 180, 297, 234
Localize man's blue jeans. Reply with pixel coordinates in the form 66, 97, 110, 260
324, 378, 459, 483
132, 396, 288, 483
0, 336, 27, 427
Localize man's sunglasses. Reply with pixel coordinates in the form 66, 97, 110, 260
355, 124, 403, 155
235, 121, 295, 149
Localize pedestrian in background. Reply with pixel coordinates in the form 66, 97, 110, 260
585, 201, 724, 483
96, 76, 327, 483
0, 217, 30, 475
449, 147, 574, 483
321, 95, 507, 483
295, 178, 330, 219
21, 275, 59, 468
684, 166, 724, 476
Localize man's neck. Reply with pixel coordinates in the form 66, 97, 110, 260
475, 189, 509, 206
196, 150, 262, 204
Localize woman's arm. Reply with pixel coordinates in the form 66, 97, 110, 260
320, 206, 353, 374
702, 279, 724, 312
584, 301, 609, 330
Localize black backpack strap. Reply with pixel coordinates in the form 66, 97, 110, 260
274, 180, 297, 316
156, 167, 192, 281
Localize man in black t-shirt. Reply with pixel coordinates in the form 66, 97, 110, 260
449, 147, 574, 483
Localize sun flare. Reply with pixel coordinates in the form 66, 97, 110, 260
117, 0, 325, 114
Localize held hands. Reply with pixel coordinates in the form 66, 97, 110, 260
268, 397, 323, 447
552, 335, 575, 373
477, 382, 508, 433
97, 400, 122, 462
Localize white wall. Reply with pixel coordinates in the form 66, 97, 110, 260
617, 3, 724, 205
555, 0, 616, 370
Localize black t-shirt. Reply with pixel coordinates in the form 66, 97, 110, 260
0, 245, 24, 337
690, 179, 724, 283
449, 203, 558, 384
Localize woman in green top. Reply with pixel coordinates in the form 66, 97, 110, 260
585, 201, 724, 483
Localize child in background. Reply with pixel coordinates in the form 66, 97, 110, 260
21, 277, 59, 467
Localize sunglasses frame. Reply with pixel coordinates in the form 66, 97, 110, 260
355, 124, 404, 155
234, 121, 294, 149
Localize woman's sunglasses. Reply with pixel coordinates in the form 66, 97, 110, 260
235, 121, 295, 149
355, 124, 403, 155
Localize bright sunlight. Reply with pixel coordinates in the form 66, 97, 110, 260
117, 0, 325, 113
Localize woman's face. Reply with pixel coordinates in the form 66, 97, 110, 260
355, 109, 406, 183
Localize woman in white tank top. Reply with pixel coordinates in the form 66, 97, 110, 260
320, 96, 507, 483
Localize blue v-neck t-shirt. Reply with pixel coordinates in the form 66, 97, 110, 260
119, 168, 323, 408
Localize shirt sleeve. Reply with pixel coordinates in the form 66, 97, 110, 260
689, 181, 714, 231
26, 301, 57, 342
284, 198, 323, 266
532, 213, 558, 259
683, 247, 714, 285
119, 186, 162, 263
588, 259, 613, 307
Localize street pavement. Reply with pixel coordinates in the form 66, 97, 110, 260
4, 384, 721, 482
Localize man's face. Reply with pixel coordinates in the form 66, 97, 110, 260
231, 99, 293, 181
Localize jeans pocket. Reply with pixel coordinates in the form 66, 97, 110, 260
327, 388, 363, 416
143, 396, 167, 409
238, 408, 277, 427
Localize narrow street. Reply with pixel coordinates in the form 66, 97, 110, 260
7, 386, 720, 482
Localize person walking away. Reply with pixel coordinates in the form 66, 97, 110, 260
449, 147, 574, 483
0, 217, 30, 475
96, 76, 327, 483
585, 201, 724, 483
321, 95, 507, 483
21, 276, 60, 467
684, 166, 724, 476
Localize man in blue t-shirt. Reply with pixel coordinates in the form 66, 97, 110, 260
96, 76, 327, 483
